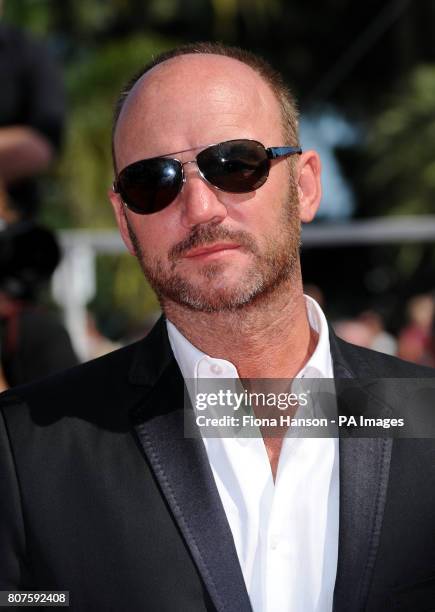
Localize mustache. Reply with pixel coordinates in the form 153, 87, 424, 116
169, 224, 259, 261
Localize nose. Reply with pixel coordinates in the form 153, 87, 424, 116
179, 160, 228, 229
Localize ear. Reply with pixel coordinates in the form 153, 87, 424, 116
296, 150, 322, 223
108, 188, 136, 256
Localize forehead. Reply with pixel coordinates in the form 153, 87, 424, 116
114, 54, 284, 170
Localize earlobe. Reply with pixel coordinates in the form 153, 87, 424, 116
108, 189, 136, 256
296, 151, 322, 223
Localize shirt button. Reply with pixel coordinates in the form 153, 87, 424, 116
270, 535, 279, 550
210, 363, 223, 375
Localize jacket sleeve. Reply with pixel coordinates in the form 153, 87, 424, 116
0, 403, 26, 588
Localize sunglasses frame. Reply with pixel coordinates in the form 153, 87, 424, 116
113, 139, 302, 214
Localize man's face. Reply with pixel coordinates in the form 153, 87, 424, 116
111, 55, 307, 313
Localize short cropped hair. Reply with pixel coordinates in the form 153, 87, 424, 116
112, 42, 299, 169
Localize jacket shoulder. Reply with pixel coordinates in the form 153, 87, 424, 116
0, 340, 144, 428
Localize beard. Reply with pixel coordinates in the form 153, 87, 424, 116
125, 182, 301, 313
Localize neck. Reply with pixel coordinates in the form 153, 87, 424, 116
163, 276, 318, 379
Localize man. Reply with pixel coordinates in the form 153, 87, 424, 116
0, 2, 65, 220
1, 43, 435, 612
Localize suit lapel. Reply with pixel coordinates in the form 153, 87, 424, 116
128, 318, 252, 612
330, 331, 393, 612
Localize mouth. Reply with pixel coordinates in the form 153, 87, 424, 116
183, 243, 241, 259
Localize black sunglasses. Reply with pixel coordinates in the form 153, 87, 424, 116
113, 139, 302, 215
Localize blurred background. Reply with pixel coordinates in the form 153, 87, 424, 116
1, 0, 435, 382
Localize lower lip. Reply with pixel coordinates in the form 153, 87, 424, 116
184, 246, 241, 260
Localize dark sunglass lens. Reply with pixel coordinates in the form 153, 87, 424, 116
117, 158, 182, 214
197, 140, 270, 193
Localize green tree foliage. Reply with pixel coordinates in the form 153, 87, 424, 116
365, 64, 435, 216
363, 64, 435, 282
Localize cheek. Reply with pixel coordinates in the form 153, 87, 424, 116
129, 211, 182, 259
247, 169, 292, 227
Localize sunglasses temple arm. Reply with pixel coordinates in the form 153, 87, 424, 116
267, 146, 302, 159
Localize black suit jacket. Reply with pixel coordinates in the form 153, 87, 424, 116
1, 317, 435, 612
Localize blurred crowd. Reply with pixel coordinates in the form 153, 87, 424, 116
306, 285, 435, 368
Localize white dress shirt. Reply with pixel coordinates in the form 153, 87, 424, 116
167, 296, 339, 612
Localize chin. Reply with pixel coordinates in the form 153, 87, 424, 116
168, 279, 267, 313
149, 255, 293, 313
